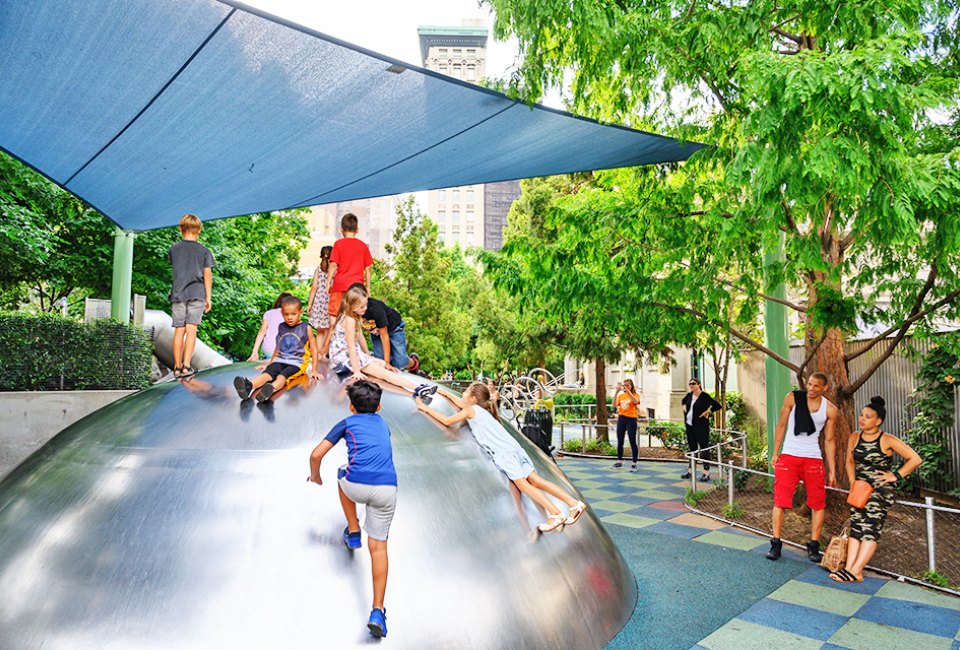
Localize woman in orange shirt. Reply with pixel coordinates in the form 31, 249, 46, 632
613, 379, 641, 472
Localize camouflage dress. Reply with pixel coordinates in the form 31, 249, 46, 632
849, 432, 896, 542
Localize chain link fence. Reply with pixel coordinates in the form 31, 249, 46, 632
686, 438, 960, 592
0, 313, 154, 391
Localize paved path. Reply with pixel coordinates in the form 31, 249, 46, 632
558, 457, 960, 650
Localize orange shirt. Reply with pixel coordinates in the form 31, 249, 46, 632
616, 391, 640, 419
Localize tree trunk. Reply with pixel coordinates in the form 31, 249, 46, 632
595, 358, 609, 442
814, 328, 855, 485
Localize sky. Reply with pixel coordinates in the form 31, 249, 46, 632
240, 0, 562, 107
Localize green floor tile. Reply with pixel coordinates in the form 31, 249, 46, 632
828, 618, 953, 650
699, 618, 823, 650
768, 580, 870, 617
568, 479, 609, 489
600, 513, 660, 529
636, 489, 686, 501
590, 500, 642, 513
874, 581, 960, 612
580, 488, 621, 501
693, 530, 766, 551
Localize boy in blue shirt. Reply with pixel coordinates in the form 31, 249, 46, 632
307, 380, 396, 639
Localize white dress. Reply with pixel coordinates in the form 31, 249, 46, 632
466, 406, 536, 481
328, 316, 371, 372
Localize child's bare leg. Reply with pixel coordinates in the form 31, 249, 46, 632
338, 484, 360, 533
317, 328, 330, 356
172, 326, 185, 368
362, 361, 421, 392
513, 477, 561, 516
182, 323, 199, 367
527, 471, 579, 508
368, 538, 388, 610
250, 373, 273, 391
271, 375, 288, 391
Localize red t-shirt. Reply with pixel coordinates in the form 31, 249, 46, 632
329, 237, 374, 292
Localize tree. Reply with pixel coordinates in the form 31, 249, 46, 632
373, 198, 472, 371
489, 0, 960, 474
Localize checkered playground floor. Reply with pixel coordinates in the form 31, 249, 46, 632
558, 457, 960, 650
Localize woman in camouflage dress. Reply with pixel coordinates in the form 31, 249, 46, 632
830, 396, 922, 583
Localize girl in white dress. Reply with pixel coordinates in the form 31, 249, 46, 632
329, 285, 436, 398
417, 381, 586, 533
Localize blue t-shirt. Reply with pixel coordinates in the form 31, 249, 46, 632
275, 321, 310, 367
324, 413, 397, 486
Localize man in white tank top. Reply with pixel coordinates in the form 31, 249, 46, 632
766, 372, 839, 562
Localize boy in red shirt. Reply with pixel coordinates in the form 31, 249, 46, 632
327, 213, 374, 321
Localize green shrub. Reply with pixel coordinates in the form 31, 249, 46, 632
454, 369, 473, 381
685, 488, 709, 506
649, 419, 686, 449
721, 501, 745, 519
920, 570, 951, 588
0, 313, 153, 390
560, 437, 615, 455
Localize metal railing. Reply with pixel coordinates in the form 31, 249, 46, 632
684, 435, 960, 593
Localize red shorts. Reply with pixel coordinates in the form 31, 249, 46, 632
328, 291, 344, 317
773, 454, 826, 510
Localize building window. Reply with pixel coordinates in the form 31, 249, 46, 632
438, 189, 445, 202
466, 211, 474, 222
452, 210, 460, 222
452, 189, 460, 202
452, 225, 460, 235
452, 63, 461, 78
466, 189, 474, 203
452, 48, 461, 54
466, 49, 476, 56
438, 48, 447, 54
438, 64, 448, 74
466, 65, 476, 82
466, 224, 475, 233
438, 210, 446, 220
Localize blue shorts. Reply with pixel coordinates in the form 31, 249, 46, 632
370, 320, 410, 369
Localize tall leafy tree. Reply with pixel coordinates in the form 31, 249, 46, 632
488, 0, 960, 470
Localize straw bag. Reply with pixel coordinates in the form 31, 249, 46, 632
847, 480, 874, 509
820, 526, 849, 572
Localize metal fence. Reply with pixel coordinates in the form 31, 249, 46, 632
685, 435, 960, 593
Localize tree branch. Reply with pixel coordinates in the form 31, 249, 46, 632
653, 301, 800, 373
782, 200, 801, 236
771, 27, 803, 43
796, 332, 827, 382
845, 267, 949, 363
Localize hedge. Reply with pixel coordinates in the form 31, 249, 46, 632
0, 313, 153, 391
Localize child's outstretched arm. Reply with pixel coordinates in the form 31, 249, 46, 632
248, 316, 269, 361
258, 346, 278, 371
307, 440, 334, 484
435, 386, 465, 408
344, 315, 365, 381
416, 399, 472, 428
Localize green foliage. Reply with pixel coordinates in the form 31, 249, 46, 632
721, 501, 746, 519
685, 488, 709, 507
649, 419, 686, 450
487, 0, 960, 414
724, 391, 749, 432
553, 393, 608, 421
900, 336, 960, 493
0, 313, 152, 390
560, 437, 615, 456
920, 570, 951, 588
733, 469, 751, 491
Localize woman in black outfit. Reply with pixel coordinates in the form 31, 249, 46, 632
681, 378, 722, 481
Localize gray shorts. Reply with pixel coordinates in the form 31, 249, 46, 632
338, 476, 397, 541
172, 299, 204, 327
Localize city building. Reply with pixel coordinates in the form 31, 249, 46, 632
418, 21, 520, 251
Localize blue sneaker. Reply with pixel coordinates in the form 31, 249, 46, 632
343, 527, 361, 550
367, 608, 387, 638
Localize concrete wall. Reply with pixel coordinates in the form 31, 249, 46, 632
0, 390, 135, 479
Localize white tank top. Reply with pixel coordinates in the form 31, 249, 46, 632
781, 395, 829, 459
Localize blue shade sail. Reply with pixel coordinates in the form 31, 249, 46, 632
0, 0, 705, 231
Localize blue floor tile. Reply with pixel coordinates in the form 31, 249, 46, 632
625, 507, 681, 520
592, 508, 616, 517
855, 596, 960, 638
614, 495, 660, 506
737, 598, 848, 640
645, 521, 712, 539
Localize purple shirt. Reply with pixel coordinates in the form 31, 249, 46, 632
261, 308, 283, 356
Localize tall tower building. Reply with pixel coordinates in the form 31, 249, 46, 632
417, 22, 520, 251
